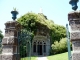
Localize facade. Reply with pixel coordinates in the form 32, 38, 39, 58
32, 35, 50, 56
31, 20, 51, 56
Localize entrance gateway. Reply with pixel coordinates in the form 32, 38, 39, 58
33, 41, 46, 55
38, 45, 42, 55
32, 35, 50, 56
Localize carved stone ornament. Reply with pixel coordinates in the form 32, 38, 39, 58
70, 32, 80, 40
2, 37, 17, 45
68, 11, 80, 21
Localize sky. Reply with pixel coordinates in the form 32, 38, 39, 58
0, 0, 80, 35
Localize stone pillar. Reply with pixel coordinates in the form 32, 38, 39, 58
68, 11, 80, 60
1, 21, 21, 60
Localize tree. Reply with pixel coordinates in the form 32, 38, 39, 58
0, 30, 3, 39
0, 30, 3, 53
17, 12, 66, 44
50, 25, 66, 43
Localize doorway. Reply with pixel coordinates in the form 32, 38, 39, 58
37, 45, 42, 55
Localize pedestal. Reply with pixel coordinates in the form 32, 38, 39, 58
1, 21, 21, 60
68, 11, 80, 60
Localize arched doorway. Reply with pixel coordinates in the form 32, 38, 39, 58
37, 41, 42, 55
33, 40, 46, 56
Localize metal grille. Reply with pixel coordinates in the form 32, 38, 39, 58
18, 29, 32, 60
0, 38, 2, 54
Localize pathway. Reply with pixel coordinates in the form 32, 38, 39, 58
36, 57, 48, 60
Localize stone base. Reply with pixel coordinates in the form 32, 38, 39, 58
2, 55, 15, 60
1, 54, 20, 60
0, 54, 2, 60
72, 51, 80, 60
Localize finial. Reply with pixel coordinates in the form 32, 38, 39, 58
40, 7, 43, 13
11, 7, 18, 20
69, 0, 79, 11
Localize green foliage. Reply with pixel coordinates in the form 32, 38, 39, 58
17, 12, 66, 43
17, 12, 67, 56
13, 7, 17, 11
0, 30, 3, 54
17, 12, 51, 31
51, 38, 69, 54
18, 29, 32, 57
50, 25, 66, 43
0, 30, 3, 39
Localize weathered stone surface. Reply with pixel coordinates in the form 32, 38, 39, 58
2, 55, 16, 60
2, 45, 13, 53
5, 30, 18, 37
0, 54, 2, 60
72, 41, 80, 51
72, 52, 80, 60
0, 21, 21, 60
5, 21, 21, 31
33, 35, 47, 40
4, 21, 21, 37
68, 11, 80, 31
69, 20, 80, 31
68, 11, 80, 21
2, 45, 17, 53
2, 37, 18, 45
70, 32, 80, 40
68, 11, 80, 60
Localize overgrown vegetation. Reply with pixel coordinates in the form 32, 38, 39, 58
0, 30, 3, 39
17, 12, 67, 55
18, 29, 33, 57
0, 30, 3, 54
17, 12, 66, 43
51, 38, 68, 54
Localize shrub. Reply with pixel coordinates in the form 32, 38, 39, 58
51, 41, 60, 54
59, 38, 67, 53
51, 38, 71, 54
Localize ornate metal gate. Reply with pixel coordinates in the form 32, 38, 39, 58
18, 29, 32, 60
0, 38, 2, 54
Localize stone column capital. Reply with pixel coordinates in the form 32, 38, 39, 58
68, 10, 80, 60
68, 11, 80, 21
5, 21, 22, 30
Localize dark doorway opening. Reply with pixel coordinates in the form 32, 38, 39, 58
33, 44, 36, 52
44, 45, 46, 53
37, 45, 42, 55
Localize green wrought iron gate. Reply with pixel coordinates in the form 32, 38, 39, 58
0, 38, 2, 54
18, 29, 32, 60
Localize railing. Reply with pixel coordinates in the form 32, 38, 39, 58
0, 38, 2, 54
18, 29, 32, 60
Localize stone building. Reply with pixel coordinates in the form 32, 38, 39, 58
31, 18, 51, 56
